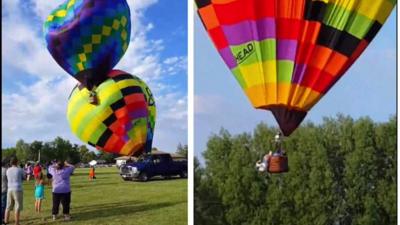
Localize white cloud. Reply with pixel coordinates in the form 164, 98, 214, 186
2, 0, 187, 152
32, 0, 64, 20
2, 77, 79, 145
163, 56, 188, 75
2, 0, 65, 80
157, 93, 187, 130
127, 0, 158, 11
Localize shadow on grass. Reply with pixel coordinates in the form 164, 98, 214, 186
70, 177, 186, 190
71, 170, 120, 177
71, 200, 185, 222
130, 176, 187, 183
71, 181, 126, 189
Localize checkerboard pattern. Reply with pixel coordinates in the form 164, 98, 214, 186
196, 0, 395, 135
44, 0, 131, 81
67, 70, 156, 156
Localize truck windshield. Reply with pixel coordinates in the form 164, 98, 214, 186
137, 155, 151, 163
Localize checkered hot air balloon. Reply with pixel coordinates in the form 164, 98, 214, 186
195, 0, 395, 136
67, 70, 156, 156
44, 0, 131, 90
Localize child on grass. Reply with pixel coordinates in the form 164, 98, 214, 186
34, 173, 46, 213
89, 166, 96, 181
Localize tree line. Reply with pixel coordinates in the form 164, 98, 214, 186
1, 137, 116, 165
2, 137, 188, 165
195, 115, 396, 225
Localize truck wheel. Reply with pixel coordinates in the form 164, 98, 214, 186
122, 177, 131, 181
180, 171, 187, 178
139, 172, 149, 182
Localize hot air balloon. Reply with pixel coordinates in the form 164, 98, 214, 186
44, 0, 131, 90
195, 0, 395, 136
67, 70, 156, 156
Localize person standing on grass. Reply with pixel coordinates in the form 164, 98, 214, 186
49, 160, 74, 221
2, 160, 8, 225
33, 163, 42, 179
45, 162, 53, 186
4, 157, 25, 225
34, 173, 46, 214
25, 163, 33, 181
88, 166, 96, 181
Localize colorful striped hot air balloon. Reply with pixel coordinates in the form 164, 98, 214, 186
44, 0, 131, 90
195, 0, 395, 136
67, 70, 156, 156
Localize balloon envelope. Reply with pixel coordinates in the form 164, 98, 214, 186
195, 0, 395, 135
67, 70, 156, 156
44, 0, 131, 89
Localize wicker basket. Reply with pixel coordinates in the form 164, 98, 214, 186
268, 155, 288, 173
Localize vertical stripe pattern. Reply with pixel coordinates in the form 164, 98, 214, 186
196, 0, 395, 135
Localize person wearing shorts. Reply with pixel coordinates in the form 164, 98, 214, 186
4, 157, 24, 225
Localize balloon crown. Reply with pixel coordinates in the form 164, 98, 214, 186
44, 0, 131, 89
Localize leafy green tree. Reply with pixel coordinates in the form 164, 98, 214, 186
15, 139, 29, 163
374, 116, 396, 224
176, 143, 188, 158
40, 142, 56, 163
78, 145, 90, 163
97, 151, 118, 163
194, 156, 228, 225
29, 141, 43, 162
1, 147, 17, 163
196, 116, 396, 225
82, 151, 97, 163
67, 144, 81, 164
344, 117, 379, 224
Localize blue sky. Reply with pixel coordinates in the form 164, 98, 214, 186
195, 9, 397, 160
2, 0, 187, 153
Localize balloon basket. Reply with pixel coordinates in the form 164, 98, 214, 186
268, 156, 288, 173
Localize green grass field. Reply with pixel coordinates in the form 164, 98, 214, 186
11, 167, 187, 225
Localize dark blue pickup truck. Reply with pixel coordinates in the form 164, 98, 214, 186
119, 152, 187, 182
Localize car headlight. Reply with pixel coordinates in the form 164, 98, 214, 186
131, 167, 138, 173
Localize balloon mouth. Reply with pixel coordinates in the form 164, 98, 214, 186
263, 106, 307, 136
75, 68, 109, 90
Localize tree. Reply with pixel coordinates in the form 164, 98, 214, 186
1, 147, 17, 164
97, 151, 118, 163
196, 115, 397, 225
194, 156, 228, 225
82, 151, 97, 163
176, 143, 188, 158
15, 139, 29, 163
29, 141, 43, 162
67, 144, 81, 164
41, 142, 56, 163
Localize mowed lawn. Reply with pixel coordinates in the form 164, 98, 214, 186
14, 167, 187, 225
